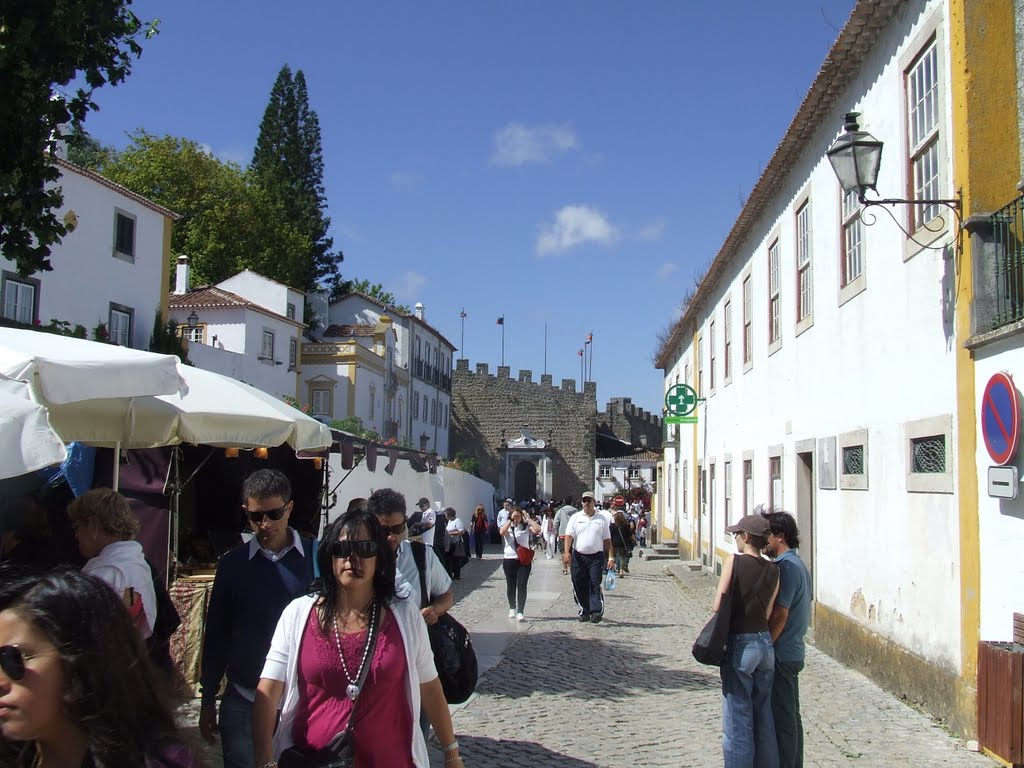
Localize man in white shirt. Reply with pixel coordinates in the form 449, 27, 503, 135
563, 491, 615, 623
496, 498, 513, 528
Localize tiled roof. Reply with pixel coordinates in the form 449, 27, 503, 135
54, 157, 181, 220
655, 0, 905, 369
168, 286, 304, 328
601, 449, 662, 462
336, 292, 459, 352
324, 323, 376, 337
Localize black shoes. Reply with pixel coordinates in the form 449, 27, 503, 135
590, 613, 603, 623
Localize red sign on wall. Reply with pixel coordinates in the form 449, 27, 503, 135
982, 372, 1021, 466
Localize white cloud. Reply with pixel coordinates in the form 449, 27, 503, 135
638, 219, 666, 241
394, 270, 426, 299
536, 205, 617, 256
390, 171, 422, 189
198, 142, 249, 167
491, 123, 578, 167
658, 262, 679, 280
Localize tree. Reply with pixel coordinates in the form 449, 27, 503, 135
65, 128, 115, 170
251, 65, 343, 293
100, 131, 310, 287
0, 0, 158, 276
332, 278, 410, 314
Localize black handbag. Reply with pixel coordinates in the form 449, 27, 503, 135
278, 604, 380, 768
692, 558, 771, 666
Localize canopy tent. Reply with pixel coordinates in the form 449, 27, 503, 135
0, 375, 67, 480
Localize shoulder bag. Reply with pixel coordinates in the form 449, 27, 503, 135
692, 558, 772, 666
277, 603, 380, 768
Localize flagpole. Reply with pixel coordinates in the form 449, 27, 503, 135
459, 308, 466, 359
588, 330, 594, 381
579, 349, 584, 390
544, 323, 547, 375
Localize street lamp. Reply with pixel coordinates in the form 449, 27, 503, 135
186, 311, 199, 330
826, 112, 962, 237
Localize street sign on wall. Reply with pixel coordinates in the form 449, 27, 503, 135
981, 372, 1021, 466
665, 383, 699, 416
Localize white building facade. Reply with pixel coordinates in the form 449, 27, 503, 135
169, 262, 304, 400
657, 0, 968, 731
1, 157, 176, 349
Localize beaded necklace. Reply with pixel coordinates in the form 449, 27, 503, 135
331, 600, 378, 700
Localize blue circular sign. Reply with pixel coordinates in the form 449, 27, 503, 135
982, 372, 1020, 466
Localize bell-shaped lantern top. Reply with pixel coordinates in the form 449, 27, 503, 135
826, 113, 883, 200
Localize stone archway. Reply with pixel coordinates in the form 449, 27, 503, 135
514, 460, 537, 501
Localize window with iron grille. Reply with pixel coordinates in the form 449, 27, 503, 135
843, 445, 865, 475
841, 188, 864, 286
796, 202, 812, 321
723, 301, 732, 380
911, 435, 945, 473
906, 40, 941, 230
768, 240, 780, 344
742, 276, 752, 365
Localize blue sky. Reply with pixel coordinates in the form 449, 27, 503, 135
81, 0, 857, 415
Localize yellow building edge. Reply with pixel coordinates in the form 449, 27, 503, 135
949, 0, 1022, 737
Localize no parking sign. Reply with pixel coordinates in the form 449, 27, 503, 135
981, 372, 1021, 466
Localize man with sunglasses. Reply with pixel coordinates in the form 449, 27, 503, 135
198, 469, 315, 768
368, 488, 453, 743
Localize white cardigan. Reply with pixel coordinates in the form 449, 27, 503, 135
261, 593, 437, 767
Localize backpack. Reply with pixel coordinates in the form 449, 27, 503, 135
410, 542, 478, 704
144, 557, 182, 683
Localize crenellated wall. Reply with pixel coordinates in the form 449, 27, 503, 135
596, 396, 664, 449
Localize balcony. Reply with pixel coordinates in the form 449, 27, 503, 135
991, 195, 1024, 329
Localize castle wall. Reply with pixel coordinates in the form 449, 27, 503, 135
596, 397, 664, 449
451, 360, 597, 500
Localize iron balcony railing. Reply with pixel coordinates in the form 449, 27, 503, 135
993, 194, 1024, 329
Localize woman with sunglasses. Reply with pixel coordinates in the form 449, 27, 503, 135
254, 509, 462, 768
500, 505, 541, 622
0, 566, 200, 768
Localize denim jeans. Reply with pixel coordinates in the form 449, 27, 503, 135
218, 685, 255, 768
772, 659, 805, 768
571, 551, 605, 616
721, 632, 779, 768
613, 547, 630, 573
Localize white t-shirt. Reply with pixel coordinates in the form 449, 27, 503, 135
83, 540, 156, 638
502, 524, 532, 559
566, 511, 611, 555
445, 517, 466, 548
395, 540, 451, 607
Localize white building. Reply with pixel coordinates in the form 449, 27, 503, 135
1, 157, 177, 348
594, 446, 658, 509
656, 0, 969, 732
168, 259, 304, 400
318, 293, 456, 456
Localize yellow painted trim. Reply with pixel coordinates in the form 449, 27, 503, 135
159, 218, 172, 321
949, 0, 1021, 709
294, 340, 302, 401
347, 365, 357, 420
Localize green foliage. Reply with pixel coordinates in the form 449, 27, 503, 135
0, 0, 158, 277
251, 65, 343, 293
65, 128, 115, 170
332, 278, 411, 314
282, 395, 311, 415
442, 451, 480, 476
328, 416, 380, 442
148, 310, 188, 362
99, 131, 311, 287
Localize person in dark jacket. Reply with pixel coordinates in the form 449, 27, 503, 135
610, 511, 635, 575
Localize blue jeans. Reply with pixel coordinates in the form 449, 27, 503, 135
218, 685, 255, 768
721, 632, 779, 768
571, 551, 605, 616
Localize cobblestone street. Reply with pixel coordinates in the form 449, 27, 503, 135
180, 546, 996, 768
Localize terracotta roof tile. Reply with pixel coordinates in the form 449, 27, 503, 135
168, 286, 304, 328
324, 324, 376, 337
54, 157, 181, 220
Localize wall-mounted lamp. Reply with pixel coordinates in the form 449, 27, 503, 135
186, 311, 199, 330
254, 447, 269, 460
225, 447, 239, 458
212, 334, 218, 345
826, 112, 962, 245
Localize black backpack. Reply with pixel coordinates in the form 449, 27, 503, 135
410, 542, 478, 704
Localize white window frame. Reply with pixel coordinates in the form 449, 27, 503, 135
907, 39, 941, 233
599, 465, 612, 480
723, 458, 733, 529
628, 466, 642, 480
708, 319, 716, 394
179, 324, 205, 344
113, 209, 136, 262
905, 414, 953, 493
697, 333, 704, 395
840, 187, 866, 305
312, 389, 332, 418
795, 199, 813, 333
723, 300, 732, 384
838, 428, 869, 490
109, 304, 133, 347
288, 338, 297, 369
768, 239, 781, 353
682, 460, 688, 519
768, 447, 783, 511
413, 391, 420, 419
2, 275, 37, 325
286, 302, 296, 320
742, 270, 753, 372
261, 330, 275, 361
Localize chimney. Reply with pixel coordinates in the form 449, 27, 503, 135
414, 302, 424, 321
175, 255, 191, 295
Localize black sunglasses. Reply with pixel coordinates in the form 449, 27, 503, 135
330, 539, 379, 559
247, 504, 288, 524
379, 520, 407, 536
0, 645, 51, 682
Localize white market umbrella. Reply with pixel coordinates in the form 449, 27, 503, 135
45, 365, 333, 452
0, 328, 186, 488
0, 375, 67, 480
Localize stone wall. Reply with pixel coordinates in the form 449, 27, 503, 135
596, 396, 664, 449
451, 360, 597, 499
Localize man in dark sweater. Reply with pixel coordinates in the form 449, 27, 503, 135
199, 469, 315, 768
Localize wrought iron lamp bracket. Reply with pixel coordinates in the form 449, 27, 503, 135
857, 189, 963, 252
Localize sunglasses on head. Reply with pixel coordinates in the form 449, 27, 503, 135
379, 520, 407, 536
330, 539, 379, 559
247, 504, 288, 524
0, 645, 50, 682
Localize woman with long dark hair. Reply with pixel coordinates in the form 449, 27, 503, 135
253, 509, 462, 768
0, 567, 199, 768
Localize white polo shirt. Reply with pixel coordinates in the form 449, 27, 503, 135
566, 511, 611, 555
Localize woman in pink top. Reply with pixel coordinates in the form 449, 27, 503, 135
254, 509, 463, 768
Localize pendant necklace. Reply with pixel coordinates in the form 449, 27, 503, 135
332, 600, 377, 700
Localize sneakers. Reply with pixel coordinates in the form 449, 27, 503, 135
590, 613, 603, 624
508, 608, 516, 618
516, 613, 525, 622
578, 613, 590, 622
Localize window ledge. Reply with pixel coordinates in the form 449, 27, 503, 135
795, 313, 814, 337
768, 338, 782, 357
964, 319, 1024, 351
743, 359, 753, 374
839, 274, 866, 307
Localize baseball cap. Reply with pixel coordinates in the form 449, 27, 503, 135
580, 490, 596, 501
725, 514, 770, 537
417, 497, 431, 508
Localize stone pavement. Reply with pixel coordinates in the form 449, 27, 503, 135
179, 546, 996, 767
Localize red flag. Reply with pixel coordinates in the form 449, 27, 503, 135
460, 309, 467, 319
577, 349, 583, 356
587, 333, 593, 343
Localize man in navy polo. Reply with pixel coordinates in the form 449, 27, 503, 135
763, 509, 812, 768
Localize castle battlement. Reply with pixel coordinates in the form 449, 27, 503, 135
454, 359, 598, 400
